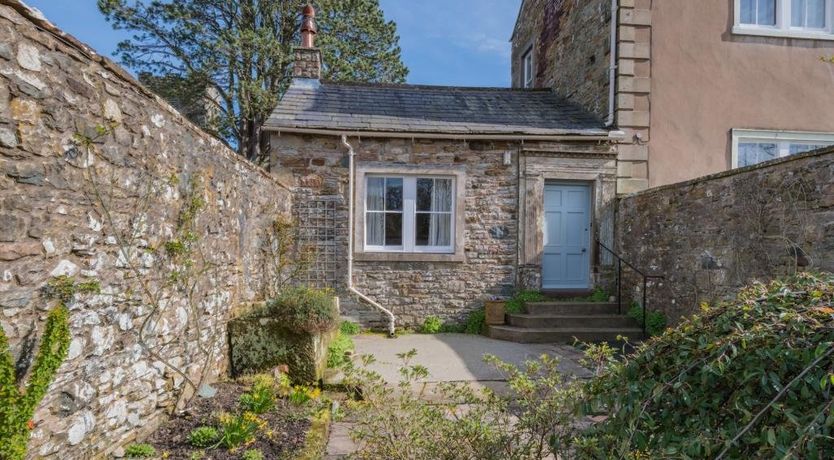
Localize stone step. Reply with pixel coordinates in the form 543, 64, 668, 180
507, 314, 639, 329
487, 325, 643, 344
524, 301, 622, 316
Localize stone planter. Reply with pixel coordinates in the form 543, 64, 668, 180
485, 300, 507, 325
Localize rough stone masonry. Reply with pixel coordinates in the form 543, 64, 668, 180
0, 2, 292, 458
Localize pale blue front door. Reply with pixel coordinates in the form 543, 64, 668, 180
542, 183, 591, 290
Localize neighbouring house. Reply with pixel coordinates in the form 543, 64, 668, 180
265, 7, 629, 337
512, 0, 834, 190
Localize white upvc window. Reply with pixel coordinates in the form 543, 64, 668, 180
734, 0, 834, 39
731, 129, 834, 168
522, 47, 534, 89
365, 175, 455, 254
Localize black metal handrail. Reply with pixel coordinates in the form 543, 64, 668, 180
597, 240, 664, 336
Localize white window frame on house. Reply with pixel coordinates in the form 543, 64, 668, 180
354, 165, 466, 263
731, 128, 834, 168
522, 46, 534, 88
733, 0, 834, 40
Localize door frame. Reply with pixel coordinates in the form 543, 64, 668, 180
541, 179, 594, 291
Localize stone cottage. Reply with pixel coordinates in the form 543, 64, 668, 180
266, 7, 626, 336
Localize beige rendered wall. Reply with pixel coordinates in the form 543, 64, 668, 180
649, 0, 834, 187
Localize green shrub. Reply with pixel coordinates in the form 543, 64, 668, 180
505, 290, 547, 314
124, 443, 157, 458
218, 412, 261, 449
265, 287, 338, 334
464, 308, 486, 335
627, 302, 667, 336
581, 273, 834, 458
340, 321, 361, 335
239, 374, 275, 414
419, 316, 443, 334
588, 287, 610, 303
0, 305, 71, 460
327, 332, 355, 368
242, 449, 265, 460
188, 426, 219, 448
439, 322, 466, 333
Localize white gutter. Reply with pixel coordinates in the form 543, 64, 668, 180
342, 135, 397, 337
606, 0, 619, 127
268, 127, 617, 142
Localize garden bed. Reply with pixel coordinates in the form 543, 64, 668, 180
128, 376, 328, 460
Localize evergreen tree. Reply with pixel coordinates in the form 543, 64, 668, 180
98, 0, 408, 164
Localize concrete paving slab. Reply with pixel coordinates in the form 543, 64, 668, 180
352, 333, 591, 384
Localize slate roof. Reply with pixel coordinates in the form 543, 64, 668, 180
264, 80, 608, 136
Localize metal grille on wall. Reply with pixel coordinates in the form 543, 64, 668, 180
294, 197, 339, 289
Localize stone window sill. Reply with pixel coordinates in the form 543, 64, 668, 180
732, 26, 834, 41
354, 252, 466, 263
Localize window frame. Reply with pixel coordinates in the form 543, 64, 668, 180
522, 46, 534, 89
731, 128, 834, 168
733, 0, 834, 40
355, 165, 466, 263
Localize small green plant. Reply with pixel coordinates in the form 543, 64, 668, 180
463, 308, 486, 335
218, 412, 262, 449
188, 426, 219, 448
239, 374, 275, 414
124, 443, 157, 458
505, 290, 547, 314
588, 287, 610, 302
264, 287, 338, 334
0, 305, 71, 460
327, 332, 355, 368
189, 451, 205, 460
340, 320, 361, 335
288, 385, 321, 406
627, 302, 667, 336
242, 449, 265, 460
419, 315, 443, 334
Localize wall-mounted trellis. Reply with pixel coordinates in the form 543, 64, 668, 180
294, 196, 339, 289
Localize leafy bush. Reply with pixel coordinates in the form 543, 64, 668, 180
464, 308, 486, 335
124, 443, 157, 458
239, 375, 275, 414
327, 332, 355, 368
343, 349, 582, 459
242, 449, 264, 460
264, 287, 338, 334
420, 316, 443, 334
581, 273, 834, 458
626, 302, 667, 336
505, 290, 547, 314
340, 321, 361, 335
0, 305, 71, 460
587, 287, 610, 303
188, 426, 219, 448
218, 412, 263, 449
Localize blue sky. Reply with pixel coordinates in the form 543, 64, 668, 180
25, 0, 522, 87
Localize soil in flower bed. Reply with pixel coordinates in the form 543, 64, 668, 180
147, 381, 312, 459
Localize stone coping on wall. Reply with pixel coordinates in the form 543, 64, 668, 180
622, 145, 834, 199
1, 0, 289, 191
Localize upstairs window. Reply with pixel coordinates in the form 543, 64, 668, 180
732, 129, 834, 168
522, 48, 534, 88
735, 0, 833, 38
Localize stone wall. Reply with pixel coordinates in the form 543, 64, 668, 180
0, 2, 291, 458
511, 0, 612, 121
616, 148, 834, 323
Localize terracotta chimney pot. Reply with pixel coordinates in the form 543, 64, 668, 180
301, 4, 317, 48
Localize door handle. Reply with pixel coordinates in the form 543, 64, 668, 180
582, 248, 587, 253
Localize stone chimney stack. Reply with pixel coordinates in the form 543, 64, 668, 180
293, 4, 321, 80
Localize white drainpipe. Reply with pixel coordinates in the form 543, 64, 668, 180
342, 135, 397, 336
606, 0, 619, 127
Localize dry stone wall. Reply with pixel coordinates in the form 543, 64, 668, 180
617, 148, 834, 323
0, 2, 291, 458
